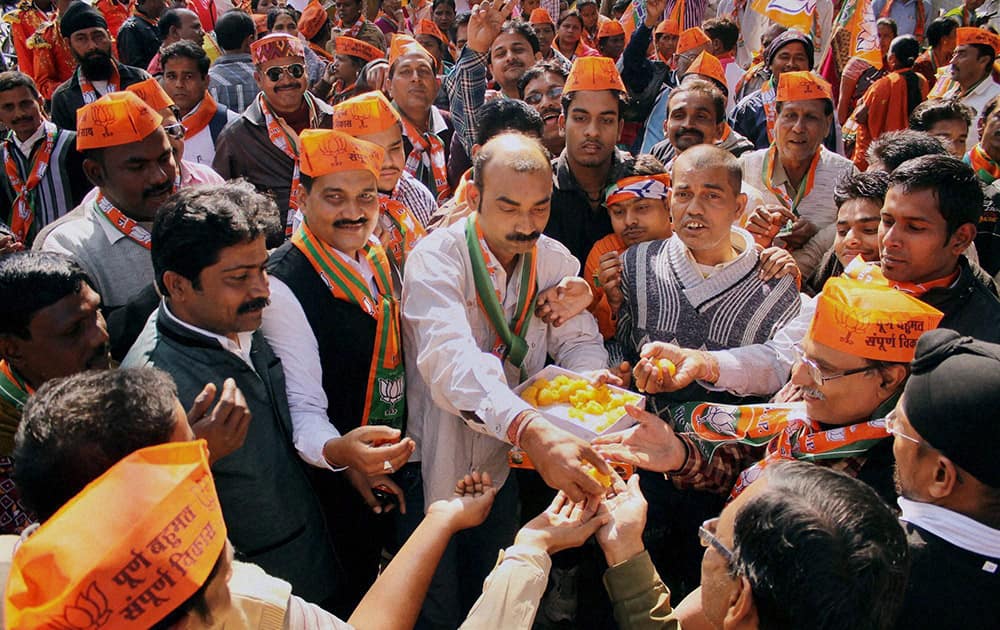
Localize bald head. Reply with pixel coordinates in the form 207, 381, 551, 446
672, 144, 742, 195
473, 132, 552, 190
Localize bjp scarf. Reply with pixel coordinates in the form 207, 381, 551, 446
94, 192, 153, 249
465, 215, 537, 378
761, 143, 820, 215
761, 77, 777, 143
965, 143, 1000, 185
397, 106, 450, 202
258, 92, 320, 237
182, 93, 219, 140
79, 62, 120, 104
0, 360, 31, 412
292, 222, 405, 430
670, 401, 890, 500
378, 195, 425, 273
3, 124, 58, 243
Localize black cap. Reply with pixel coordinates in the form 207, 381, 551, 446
60, 1, 108, 38
764, 29, 815, 71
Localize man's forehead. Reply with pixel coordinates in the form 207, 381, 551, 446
259, 54, 305, 70
0, 86, 36, 103
313, 170, 378, 192
568, 89, 619, 112
394, 54, 435, 72
525, 73, 565, 92
492, 31, 531, 50
31, 285, 91, 331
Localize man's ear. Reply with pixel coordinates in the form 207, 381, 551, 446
558, 112, 566, 138
466, 180, 481, 210
722, 575, 759, 630
0, 334, 24, 365
161, 270, 194, 303
949, 222, 977, 255
82, 157, 106, 188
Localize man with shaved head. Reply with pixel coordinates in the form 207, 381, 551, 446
401, 132, 615, 626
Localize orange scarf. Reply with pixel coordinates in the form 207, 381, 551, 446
94, 192, 152, 249
890, 269, 960, 297
182, 93, 219, 140
965, 143, 1000, 185
396, 106, 450, 202
761, 143, 820, 215
258, 92, 319, 236
79, 63, 120, 104
378, 195, 425, 273
3, 124, 58, 243
761, 78, 777, 142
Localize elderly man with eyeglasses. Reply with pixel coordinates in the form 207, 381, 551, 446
213, 33, 334, 245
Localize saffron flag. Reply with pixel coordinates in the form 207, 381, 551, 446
750, 0, 817, 33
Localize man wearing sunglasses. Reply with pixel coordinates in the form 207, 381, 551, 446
887, 328, 1000, 630
213, 32, 334, 245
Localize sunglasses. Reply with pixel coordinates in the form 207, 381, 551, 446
264, 63, 306, 82
524, 85, 564, 105
163, 122, 186, 140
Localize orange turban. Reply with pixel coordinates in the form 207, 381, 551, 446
776, 70, 833, 103
564, 55, 626, 94
685, 51, 726, 88
597, 20, 624, 39
298, 0, 329, 40
388, 33, 435, 68
957, 26, 1000, 55
335, 36, 385, 63
333, 90, 401, 135
250, 32, 305, 66
76, 91, 164, 150
676, 27, 709, 54
299, 129, 385, 178
126, 77, 174, 113
5, 441, 227, 630
808, 276, 943, 363
529, 8, 554, 25
415, 18, 448, 45
654, 19, 680, 36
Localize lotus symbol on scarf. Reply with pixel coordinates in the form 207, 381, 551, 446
379, 376, 404, 414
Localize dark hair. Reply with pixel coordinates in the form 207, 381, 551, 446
157, 8, 184, 39
432, 0, 455, 11
472, 133, 551, 189
702, 17, 739, 53
889, 154, 984, 237
561, 82, 628, 119
13, 368, 180, 519
474, 97, 544, 145
152, 181, 280, 296
0, 252, 93, 339
490, 19, 540, 56
518, 60, 568, 98
557, 9, 584, 28
731, 462, 908, 630
160, 39, 210, 76
266, 5, 299, 31
215, 9, 256, 51
926, 16, 958, 48
150, 550, 225, 628
622, 153, 666, 177
889, 35, 920, 67
672, 144, 742, 194
0, 70, 40, 99
982, 93, 1000, 123
909, 97, 974, 131
876, 17, 898, 37
669, 78, 726, 124
867, 129, 947, 172
834, 170, 890, 209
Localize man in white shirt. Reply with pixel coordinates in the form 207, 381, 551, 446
401, 133, 613, 627
938, 27, 1000, 146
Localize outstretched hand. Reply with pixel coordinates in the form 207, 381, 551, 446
592, 404, 686, 473
467, 0, 516, 53
427, 471, 498, 533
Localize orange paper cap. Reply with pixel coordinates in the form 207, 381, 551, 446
251, 32, 305, 66
776, 70, 833, 103
333, 90, 401, 135
529, 8, 554, 25
957, 26, 1000, 55
655, 19, 680, 36
598, 20, 624, 39
388, 33, 435, 68
126, 77, 175, 113
416, 18, 448, 44
685, 50, 726, 87
335, 36, 385, 63
5, 441, 227, 630
298, 0, 329, 40
299, 129, 385, 178
808, 276, 944, 363
676, 27, 709, 54
564, 55, 626, 94
76, 91, 164, 150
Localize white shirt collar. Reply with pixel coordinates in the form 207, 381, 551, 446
898, 496, 1000, 560
11, 121, 51, 156
429, 105, 448, 136
161, 300, 256, 369
328, 236, 380, 295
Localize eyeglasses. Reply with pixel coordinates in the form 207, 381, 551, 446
264, 63, 306, 82
524, 85, 564, 105
699, 518, 734, 567
163, 122, 186, 140
884, 411, 923, 446
793, 344, 873, 385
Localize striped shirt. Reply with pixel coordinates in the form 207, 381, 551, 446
208, 53, 261, 114
392, 170, 438, 228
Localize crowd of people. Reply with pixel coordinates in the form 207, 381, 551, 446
0, 0, 998, 628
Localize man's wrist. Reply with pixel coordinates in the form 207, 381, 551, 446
514, 528, 552, 554
603, 537, 646, 567
697, 350, 721, 384
517, 415, 554, 453
323, 436, 346, 468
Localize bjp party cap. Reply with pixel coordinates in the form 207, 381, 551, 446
957, 26, 1000, 55
388, 33, 435, 68
564, 55, 626, 94
76, 91, 164, 151
685, 51, 726, 88
333, 90, 401, 135
297, 0, 329, 40
416, 18, 448, 45
299, 129, 385, 178
126, 78, 175, 113
776, 70, 833, 104
654, 18, 680, 36
605, 173, 671, 206
251, 32, 305, 66
529, 8, 554, 25
808, 275, 943, 363
5, 441, 226, 630
597, 20, 624, 39
676, 27, 709, 55
335, 36, 385, 63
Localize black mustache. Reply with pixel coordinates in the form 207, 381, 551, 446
677, 128, 704, 139
11, 116, 33, 125
238, 297, 270, 314
334, 217, 369, 228
143, 182, 173, 199
507, 232, 541, 242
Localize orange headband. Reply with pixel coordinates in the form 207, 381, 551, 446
335, 36, 385, 63
299, 129, 386, 178
605, 173, 671, 206
76, 91, 164, 150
